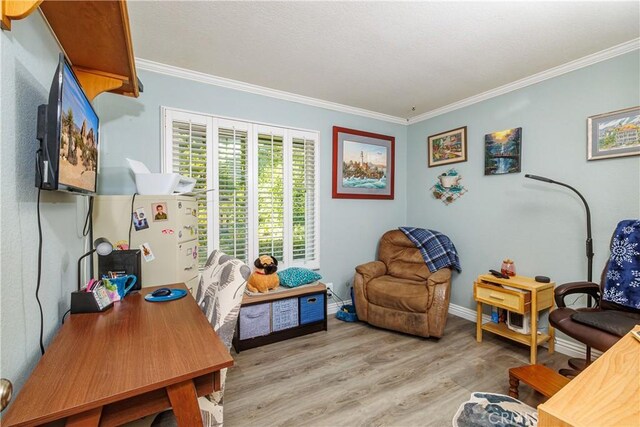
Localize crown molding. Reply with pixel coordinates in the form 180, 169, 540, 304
136, 38, 638, 128
135, 58, 408, 125
407, 38, 640, 125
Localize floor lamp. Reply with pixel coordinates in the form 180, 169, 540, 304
524, 174, 594, 372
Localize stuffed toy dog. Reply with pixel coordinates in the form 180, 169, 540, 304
247, 255, 279, 293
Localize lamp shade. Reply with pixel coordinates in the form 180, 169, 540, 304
94, 237, 113, 256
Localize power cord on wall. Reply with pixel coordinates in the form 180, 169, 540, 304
127, 192, 138, 247
328, 289, 346, 307
35, 150, 46, 355
82, 196, 94, 237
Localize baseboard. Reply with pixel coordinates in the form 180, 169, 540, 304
448, 303, 602, 359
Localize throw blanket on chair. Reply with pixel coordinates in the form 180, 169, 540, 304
603, 219, 640, 309
400, 227, 461, 273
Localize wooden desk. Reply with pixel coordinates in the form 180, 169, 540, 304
2, 284, 233, 426
538, 325, 640, 427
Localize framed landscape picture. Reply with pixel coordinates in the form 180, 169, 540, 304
588, 106, 640, 161
427, 126, 467, 167
332, 126, 394, 199
484, 127, 522, 175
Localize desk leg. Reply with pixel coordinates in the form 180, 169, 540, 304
476, 301, 483, 342
531, 290, 538, 365
66, 407, 102, 426
167, 380, 202, 427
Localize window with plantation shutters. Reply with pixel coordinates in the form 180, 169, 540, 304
165, 111, 211, 266
162, 107, 320, 270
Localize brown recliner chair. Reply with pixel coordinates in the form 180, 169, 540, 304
353, 230, 452, 338
550, 221, 640, 373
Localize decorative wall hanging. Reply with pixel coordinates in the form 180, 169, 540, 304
587, 106, 640, 160
332, 126, 395, 199
427, 126, 467, 167
484, 127, 522, 175
430, 169, 467, 205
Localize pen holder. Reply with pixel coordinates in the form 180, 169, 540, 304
70, 287, 113, 314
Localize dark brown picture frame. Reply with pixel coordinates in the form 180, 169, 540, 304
332, 126, 395, 200
427, 126, 468, 167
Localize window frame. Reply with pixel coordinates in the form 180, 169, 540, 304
161, 106, 321, 270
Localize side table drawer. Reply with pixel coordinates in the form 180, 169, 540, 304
475, 281, 530, 313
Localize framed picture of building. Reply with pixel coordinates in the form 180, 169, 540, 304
332, 126, 394, 199
427, 126, 467, 167
588, 106, 640, 161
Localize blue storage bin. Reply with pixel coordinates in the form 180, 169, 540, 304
272, 298, 299, 331
239, 303, 271, 339
300, 293, 325, 325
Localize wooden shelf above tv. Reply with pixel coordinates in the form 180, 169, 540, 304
2, 0, 140, 101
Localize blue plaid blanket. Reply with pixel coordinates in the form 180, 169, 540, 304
400, 227, 461, 273
603, 219, 640, 309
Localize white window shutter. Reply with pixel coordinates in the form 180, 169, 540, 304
216, 125, 250, 263
290, 133, 319, 268
256, 129, 285, 262
162, 109, 211, 266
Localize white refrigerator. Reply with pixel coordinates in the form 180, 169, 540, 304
92, 195, 200, 291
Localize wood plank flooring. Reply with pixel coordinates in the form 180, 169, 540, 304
224, 315, 570, 426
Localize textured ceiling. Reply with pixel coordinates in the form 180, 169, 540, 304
128, 1, 640, 119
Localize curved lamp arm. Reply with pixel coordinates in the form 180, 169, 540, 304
525, 174, 593, 283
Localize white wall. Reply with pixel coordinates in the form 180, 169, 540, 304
0, 13, 89, 396
406, 51, 640, 311
94, 70, 409, 300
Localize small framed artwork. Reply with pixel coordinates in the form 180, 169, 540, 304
427, 126, 467, 167
332, 126, 394, 199
587, 106, 640, 161
484, 127, 522, 175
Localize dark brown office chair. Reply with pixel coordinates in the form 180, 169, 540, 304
550, 219, 640, 376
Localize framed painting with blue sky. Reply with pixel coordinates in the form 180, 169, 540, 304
484, 127, 522, 175
332, 126, 394, 199
587, 106, 640, 161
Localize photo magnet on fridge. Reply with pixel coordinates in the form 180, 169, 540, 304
133, 208, 149, 231
152, 202, 168, 222
140, 243, 155, 262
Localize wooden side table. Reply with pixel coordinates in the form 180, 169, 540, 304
474, 274, 555, 364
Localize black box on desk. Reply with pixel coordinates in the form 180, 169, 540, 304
98, 250, 142, 290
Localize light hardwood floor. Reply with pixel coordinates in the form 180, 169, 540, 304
224, 315, 570, 426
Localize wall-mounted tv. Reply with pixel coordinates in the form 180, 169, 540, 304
36, 53, 99, 194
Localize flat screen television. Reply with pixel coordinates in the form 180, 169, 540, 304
36, 53, 99, 194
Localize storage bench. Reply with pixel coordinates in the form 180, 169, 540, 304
233, 283, 327, 352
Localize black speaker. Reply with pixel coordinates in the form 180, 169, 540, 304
98, 250, 142, 290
